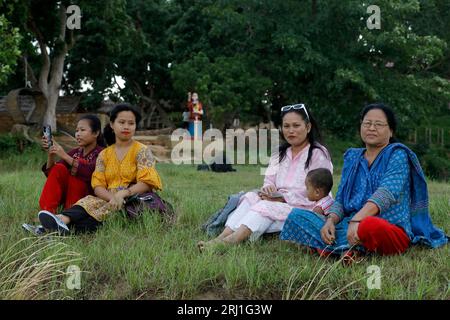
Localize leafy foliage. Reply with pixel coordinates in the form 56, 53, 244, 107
0, 0, 449, 135
0, 13, 21, 85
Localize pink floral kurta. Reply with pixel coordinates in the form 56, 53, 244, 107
241, 144, 333, 221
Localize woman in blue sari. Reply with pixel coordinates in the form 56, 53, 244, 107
280, 103, 448, 259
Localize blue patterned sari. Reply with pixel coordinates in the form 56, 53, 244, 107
280, 143, 448, 252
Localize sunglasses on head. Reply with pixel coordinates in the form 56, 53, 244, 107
280, 104, 310, 121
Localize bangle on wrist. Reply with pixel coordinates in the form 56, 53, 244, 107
349, 219, 361, 224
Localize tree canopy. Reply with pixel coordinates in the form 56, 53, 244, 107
0, 9, 21, 86
1, 0, 449, 135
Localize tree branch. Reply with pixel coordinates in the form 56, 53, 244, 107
22, 55, 38, 88
423, 56, 450, 72
67, 29, 76, 50
50, 4, 70, 90
133, 80, 144, 98
27, 14, 50, 93
58, 4, 67, 43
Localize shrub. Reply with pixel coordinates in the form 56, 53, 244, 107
410, 143, 450, 181
0, 133, 39, 156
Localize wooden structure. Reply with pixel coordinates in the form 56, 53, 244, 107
0, 89, 81, 133
0, 93, 174, 133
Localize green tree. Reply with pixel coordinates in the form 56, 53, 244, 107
168, 0, 450, 134
1, 0, 130, 130
2, 0, 449, 136
63, 0, 176, 128
0, 13, 21, 86
63, 0, 132, 108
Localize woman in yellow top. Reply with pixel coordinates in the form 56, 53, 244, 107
38, 104, 162, 234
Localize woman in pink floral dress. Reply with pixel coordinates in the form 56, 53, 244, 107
198, 104, 333, 250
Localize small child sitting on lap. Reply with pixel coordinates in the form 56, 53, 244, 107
305, 168, 334, 215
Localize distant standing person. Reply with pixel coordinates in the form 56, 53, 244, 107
188, 92, 203, 121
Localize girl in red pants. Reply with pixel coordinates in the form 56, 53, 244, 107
39, 115, 105, 213
23, 115, 105, 235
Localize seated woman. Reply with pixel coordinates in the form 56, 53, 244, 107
37, 104, 162, 234
198, 104, 333, 250
281, 103, 448, 262
22, 115, 105, 235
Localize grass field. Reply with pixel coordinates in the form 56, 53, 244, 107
0, 148, 449, 300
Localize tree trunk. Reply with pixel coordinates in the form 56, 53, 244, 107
28, 4, 74, 131
43, 89, 58, 129
42, 41, 68, 129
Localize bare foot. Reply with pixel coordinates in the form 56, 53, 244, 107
197, 238, 226, 253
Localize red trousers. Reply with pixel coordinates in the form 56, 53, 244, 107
357, 216, 410, 255
39, 163, 89, 214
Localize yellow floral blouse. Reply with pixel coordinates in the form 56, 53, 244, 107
75, 140, 162, 222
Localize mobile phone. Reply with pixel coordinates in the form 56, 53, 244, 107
138, 194, 154, 201
124, 194, 139, 204
268, 191, 284, 198
43, 125, 53, 148
259, 191, 284, 198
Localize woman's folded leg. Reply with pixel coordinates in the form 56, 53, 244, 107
223, 210, 274, 243
39, 163, 70, 213
65, 175, 89, 210
357, 216, 410, 255
280, 208, 352, 254
280, 209, 329, 249
60, 205, 102, 233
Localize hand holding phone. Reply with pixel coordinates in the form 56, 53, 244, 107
43, 125, 53, 149
258, 189, 284, 199
261, 185, 277, 195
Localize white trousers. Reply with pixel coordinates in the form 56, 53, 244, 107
225, 198, 284, 241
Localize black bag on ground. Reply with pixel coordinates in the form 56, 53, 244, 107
209, 154, 236, 172
124, 192, 176, 223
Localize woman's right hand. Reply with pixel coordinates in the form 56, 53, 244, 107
320, 219, 336, 245
260, 185, 277, 195
108, 193, 125, 211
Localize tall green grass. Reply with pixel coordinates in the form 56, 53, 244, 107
0, 150, 448, 299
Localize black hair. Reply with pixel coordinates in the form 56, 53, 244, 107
103, 103, 142, 146
306, 168, 333, 194
360, 103, 398, 143
78, 114, 106, 147
278, 105, 330, 169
